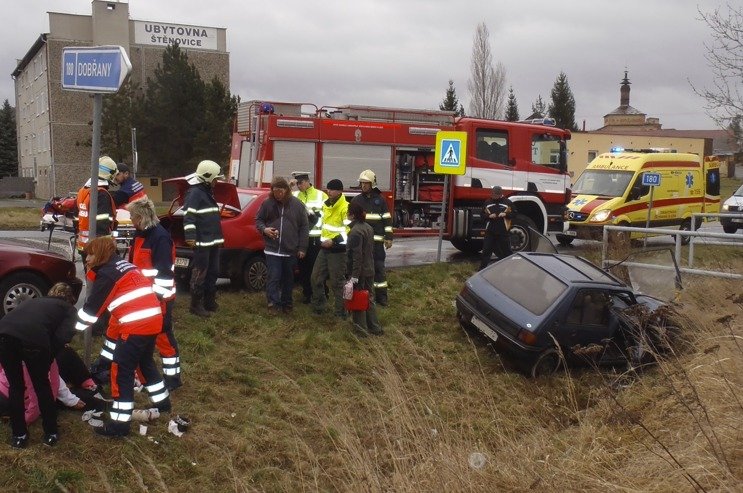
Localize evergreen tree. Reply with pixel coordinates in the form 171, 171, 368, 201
193, 76, 239, 164
0, 100, 17, 177
547, 71, 577, 131
139, 43, 205, 177
439, 79, 465, 117
531, 95, 546, 117
505, 86, 519, 121
101, 80, 141, 164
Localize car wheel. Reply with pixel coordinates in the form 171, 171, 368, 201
529, 348, 561, 378
450, 238, 483, 254
722, 223, 737, 234
556, 234, 574, 246
0, 272, 50, 317
243, 256, 267, 291
509, 214, 537, 252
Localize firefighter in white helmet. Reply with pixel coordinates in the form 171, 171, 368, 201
350, 169, 393, 306
75, 156, 118, 266
183, 160, 225, 317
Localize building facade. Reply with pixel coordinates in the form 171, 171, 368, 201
12, 0, 229, 197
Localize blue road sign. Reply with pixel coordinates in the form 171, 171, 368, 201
641, 172, 661, 187
61, 46, 132, 93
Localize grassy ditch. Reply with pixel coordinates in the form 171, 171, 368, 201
0, 259, 740, 491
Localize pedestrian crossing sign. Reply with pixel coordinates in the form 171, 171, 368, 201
434, 131, 467, 175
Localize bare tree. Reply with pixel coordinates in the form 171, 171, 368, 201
467, 22, 507, 119
693, 4, 743, 127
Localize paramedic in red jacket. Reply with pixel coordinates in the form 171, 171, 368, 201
127, 198, 181, 391
76, 237, 171, 437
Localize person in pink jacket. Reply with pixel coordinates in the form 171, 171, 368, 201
0, 362, 61, 425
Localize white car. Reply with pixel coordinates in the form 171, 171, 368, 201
721, 184, 743, 234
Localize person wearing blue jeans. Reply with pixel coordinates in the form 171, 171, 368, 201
255, 176, 309, 314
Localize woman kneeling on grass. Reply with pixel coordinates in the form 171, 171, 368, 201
345, 202, 383, 336
77, 237, 171, 437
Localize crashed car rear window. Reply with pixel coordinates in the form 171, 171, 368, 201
238, 193, 257, 210
480, 255, 567, 315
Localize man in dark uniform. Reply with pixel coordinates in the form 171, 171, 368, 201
350, 169, 393, 306
479, 185, 514, 270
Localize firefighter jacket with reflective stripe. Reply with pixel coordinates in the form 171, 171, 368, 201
255, 195, 309, 256
76, 186, 116, 251
183, 183, 224, 248
76, 256, 163, 338
112, 177, 147, 207
350, 189, 393, 243
293, 186, 327, 238
320, 194, 350, 252
129, 224, 176, 302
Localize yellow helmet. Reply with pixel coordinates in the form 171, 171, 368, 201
187, 160, 224, 185
358, 169, 376, 186
98, 156, 117, 183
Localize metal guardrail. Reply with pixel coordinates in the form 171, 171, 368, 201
601, 224, 743, 281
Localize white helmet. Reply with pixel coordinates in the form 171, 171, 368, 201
358, 169, 376, 186
186, 160, 224, 185
98, 156, 117, 183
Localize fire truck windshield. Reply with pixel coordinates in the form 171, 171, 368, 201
573, 170, 634, 197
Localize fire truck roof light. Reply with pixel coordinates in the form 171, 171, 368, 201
520, 117, 556, 126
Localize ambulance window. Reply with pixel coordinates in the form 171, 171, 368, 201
628, 175, 649, 200
475, 130, 509, 165
706, 168, 720, 196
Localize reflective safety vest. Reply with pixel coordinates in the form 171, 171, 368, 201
293, 186, 327, 239
129, 224, 176, 302
76, 186, 116, 252
76, 257, 163, 338
320, 194, 350, 246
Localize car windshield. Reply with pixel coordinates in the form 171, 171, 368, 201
733, 184, 743, 197
573, 170, 634, 197
480, 255, 568, 315
238, 192, 257, 210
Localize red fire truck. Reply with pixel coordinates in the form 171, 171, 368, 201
229, 102, 572, 252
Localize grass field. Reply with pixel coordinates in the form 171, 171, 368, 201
0, 255, 740, 491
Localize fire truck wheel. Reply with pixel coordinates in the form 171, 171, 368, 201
509, 214, 536, 252
450, 238, 483, 254
243, 256, 268, 291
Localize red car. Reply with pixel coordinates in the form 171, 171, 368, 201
0, 242, 83, 318
159, 178, 270, 291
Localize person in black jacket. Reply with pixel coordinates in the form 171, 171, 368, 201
183, 160, 225, 317
479, 185, 514, 270
0, 283, 79, 448
255, 176, 309, 314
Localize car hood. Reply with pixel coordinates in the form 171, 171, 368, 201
164, 178, 240, 209
723, 194, 743, 208
0, 241, 69, 261
566, 194, 621, 215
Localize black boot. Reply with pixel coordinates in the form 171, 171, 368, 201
190, 294, 211, 318
204, 292, 218, 312
95, 420, 130, 438
164, 375, 183, 392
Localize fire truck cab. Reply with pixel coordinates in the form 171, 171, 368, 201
230, 102, 572, 253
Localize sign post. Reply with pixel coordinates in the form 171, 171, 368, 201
434, 131, 467, 262
642, 172, 661, 247
61, 45, 132, 363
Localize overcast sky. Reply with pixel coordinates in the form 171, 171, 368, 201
2, 0, 728, 130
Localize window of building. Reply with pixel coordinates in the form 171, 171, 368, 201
587, 150, 598, 163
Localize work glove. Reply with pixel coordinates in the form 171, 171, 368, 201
384, 240, 392, 250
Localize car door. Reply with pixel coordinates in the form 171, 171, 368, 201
552, 289, 617, 365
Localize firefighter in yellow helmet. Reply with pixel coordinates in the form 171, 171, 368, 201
349, 170, 393, 306
183, 160, 225, 317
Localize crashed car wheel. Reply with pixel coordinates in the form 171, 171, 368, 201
0, 272, 49, 317
529, 348, 560, 378
243, 256, 267, 291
